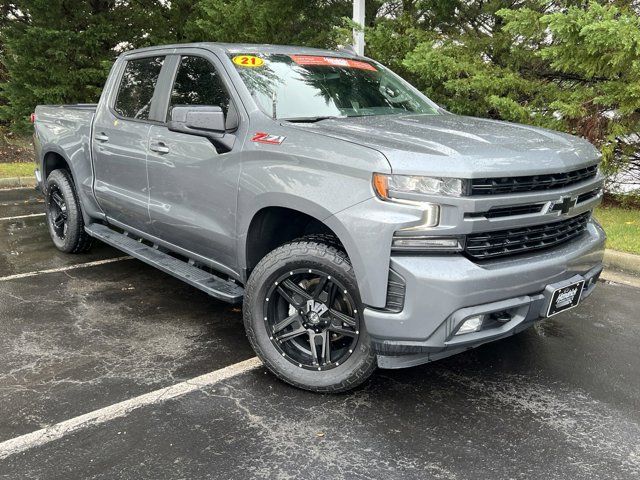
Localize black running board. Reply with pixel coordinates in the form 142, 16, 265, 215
85, 223, 244, 304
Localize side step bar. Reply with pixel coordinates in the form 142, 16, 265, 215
85, 224, 244, 304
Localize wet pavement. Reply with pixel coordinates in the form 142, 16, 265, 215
0, 189, 44, 218
0, 188, 638, 479
0, 189, 117, 277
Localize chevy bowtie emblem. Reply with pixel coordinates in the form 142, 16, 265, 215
550, 196, 577, 215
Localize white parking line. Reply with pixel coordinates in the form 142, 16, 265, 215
0, 357, 262, 460
0, 212, 46, 222
0, 257, 132, 282
0, 187, 36, 191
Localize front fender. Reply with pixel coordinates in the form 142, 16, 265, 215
325, 198, 424, 308
235, 123, 392, 301
235, 149, 377, 289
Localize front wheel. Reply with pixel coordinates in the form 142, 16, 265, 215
243, 237, 376, 393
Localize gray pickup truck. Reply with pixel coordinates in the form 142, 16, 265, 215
33, 43, 606, 392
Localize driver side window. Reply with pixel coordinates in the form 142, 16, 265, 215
168, 56, 231, 120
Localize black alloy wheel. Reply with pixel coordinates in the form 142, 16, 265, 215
243, 237, 376, 393
44, 169, 93, 253
264, 268, 360, 371
47, 183, 68, 240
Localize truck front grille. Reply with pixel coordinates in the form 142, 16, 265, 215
577, 187, 601, 204
467, 203, 545, 219
465, 212, 591, 260
470, 165, 598, 196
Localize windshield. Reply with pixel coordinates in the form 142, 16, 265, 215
229, 53, 439, 120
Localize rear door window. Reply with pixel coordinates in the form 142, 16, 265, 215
114, 56, 165, 120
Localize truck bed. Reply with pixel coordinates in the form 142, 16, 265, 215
33, 104, 98, 200
37, 104, 98, 111
34, 104, 97, 129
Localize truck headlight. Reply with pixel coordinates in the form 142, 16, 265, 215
373, 173, 466, 199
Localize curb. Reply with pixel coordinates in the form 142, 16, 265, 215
600, 269, 640, 288
603, 249, 640, 277
0, 176, 36, 189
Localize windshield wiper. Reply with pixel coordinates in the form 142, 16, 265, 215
283, 115, 346, 123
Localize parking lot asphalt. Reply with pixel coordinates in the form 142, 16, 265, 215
0, 188, 639, 479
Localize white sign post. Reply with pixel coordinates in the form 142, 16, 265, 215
353, 0, 365, 55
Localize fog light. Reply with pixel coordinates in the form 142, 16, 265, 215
455, 315, 483, 335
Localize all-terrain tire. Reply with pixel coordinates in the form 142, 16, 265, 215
243, 237, 377, 393
45, 169, 93, 253
292, 233, 345, 253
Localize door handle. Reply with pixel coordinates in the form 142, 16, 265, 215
95, 132, 109, 142
149, 142, 170, 154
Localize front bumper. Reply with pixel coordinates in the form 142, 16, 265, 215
364, 220, 606, 369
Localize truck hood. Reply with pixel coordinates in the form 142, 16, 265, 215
289, 114, 600, 177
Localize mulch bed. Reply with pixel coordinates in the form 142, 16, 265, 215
0, 131, 33, 164
0, 143, 32, 163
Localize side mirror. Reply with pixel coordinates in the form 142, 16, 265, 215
169, 105, 226, 133
168, 105, 236, 151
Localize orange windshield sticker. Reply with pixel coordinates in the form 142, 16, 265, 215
232, 55, 264, 67
290, 55, 376, 71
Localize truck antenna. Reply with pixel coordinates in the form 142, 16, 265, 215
271, 91, 277, 120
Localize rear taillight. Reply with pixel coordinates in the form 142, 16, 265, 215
30, 113, 36, 123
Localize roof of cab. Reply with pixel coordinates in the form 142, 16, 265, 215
120, 42, 360, 59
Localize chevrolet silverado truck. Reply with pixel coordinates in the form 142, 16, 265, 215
33, 43, 606, 392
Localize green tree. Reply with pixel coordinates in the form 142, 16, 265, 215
2, 0, 638, 183
1, 1, 129, 132
191, 0, 352, 47
500, 2, 640, 175
0, 3, 24, 130
0, 0, 353, 133
0, 0, 204, 132
366, 1, 640, 174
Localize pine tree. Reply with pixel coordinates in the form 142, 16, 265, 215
365, 1, 640, 174
2, 0, 638, 181
0, 0, 352, 133
1, 1, 114, 131
191, 0, 352, 47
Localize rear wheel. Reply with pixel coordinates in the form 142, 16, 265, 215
45, 169, 93, 253
243, 237, 376, 392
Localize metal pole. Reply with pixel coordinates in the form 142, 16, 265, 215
353, 0, 365, 55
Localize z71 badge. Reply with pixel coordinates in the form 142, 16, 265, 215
251, 132, 286, 145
